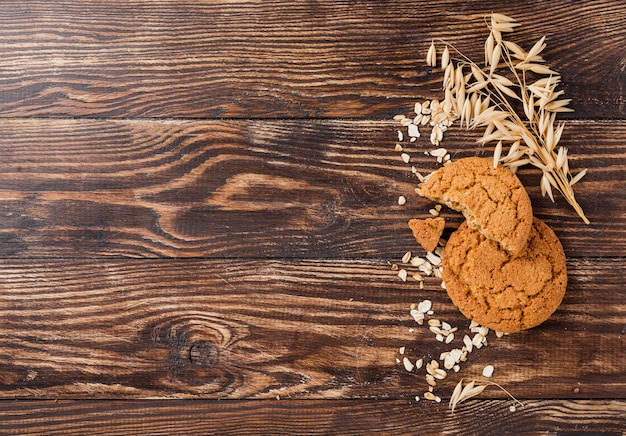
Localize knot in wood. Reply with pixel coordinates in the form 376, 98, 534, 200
189, 340, 219, 367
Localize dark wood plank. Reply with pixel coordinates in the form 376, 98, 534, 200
0, 1, 623, 119
0, 259, 623, 399
0, 399, 625, 435
0, 119, 623, 259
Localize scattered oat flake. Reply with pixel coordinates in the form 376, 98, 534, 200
430, 147, 447, 157
472, 333, 484, 347
398, 269, 408, 282
417, 300, 432, 313
426, 252, 442, 266
412, 311, 425, 325
400, 117, 412, 127
402, 251, 412, 263
403, 357, 415, 372
398, 195, 407, 205
401, 153, 411, 163
411, 256, 426, 267
408, 124, 420, 138
429, 325, 443, 335
426, 375, 436, 387
434, 368, 447, 380
463, 335, 473, 353
482, 365, 494, 377
424, 391, 436, 401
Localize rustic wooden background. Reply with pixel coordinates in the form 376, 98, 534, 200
0, 1, 624, 434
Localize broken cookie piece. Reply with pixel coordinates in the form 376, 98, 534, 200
408, 217, 445, 253
418, 157, 533, 255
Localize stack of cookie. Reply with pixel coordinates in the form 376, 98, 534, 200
416, 157, 567, 333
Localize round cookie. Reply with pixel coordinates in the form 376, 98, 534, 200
418, 156, 533, 255
442, 217, 567, 333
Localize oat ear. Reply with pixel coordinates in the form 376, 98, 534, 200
420, 13, 589, 223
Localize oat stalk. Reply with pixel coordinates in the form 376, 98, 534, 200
427, 13, 589, 224
449, 378, 524, 413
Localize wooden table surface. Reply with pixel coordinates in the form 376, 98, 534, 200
0, 1, 624, 434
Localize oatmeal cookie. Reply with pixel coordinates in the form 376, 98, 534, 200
442, 217, 567, 333
418, 157, 533, 254
408, 217, 445, 253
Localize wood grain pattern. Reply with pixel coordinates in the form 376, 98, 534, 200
0, 1, 623, 119
0, 399, 625, 435
0, 119, 623, 259
0, 259, 623, 399
0, 1, 624, 432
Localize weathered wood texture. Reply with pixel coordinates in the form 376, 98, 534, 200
0, 119, 623, 259
1, 399, 625, 435
0, 259, 623, 399
0, 1, 623, 119
0, 0, 624, 433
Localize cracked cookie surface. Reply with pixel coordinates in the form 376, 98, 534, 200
442, 217, 567, 333
419, 157, 532, 255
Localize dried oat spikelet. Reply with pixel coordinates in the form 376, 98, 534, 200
449, 379, 487, 413
428, 13, 589, 224
426, 41, 437, 67
449, 378, 524, 413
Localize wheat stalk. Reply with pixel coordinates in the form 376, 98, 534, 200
427, 13, 589, 224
